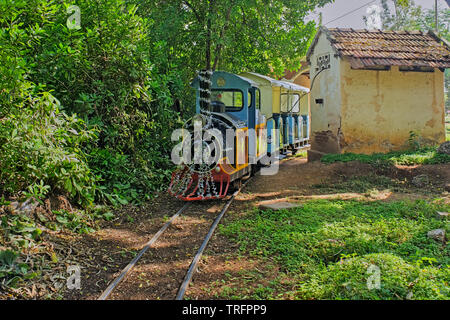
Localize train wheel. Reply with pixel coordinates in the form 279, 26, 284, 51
290, 145, 297, 155
250, 163, 260, 176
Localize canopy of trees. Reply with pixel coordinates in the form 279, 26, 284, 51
364, 0, 449, 38
363, 0, 449, 110
0, 0, 332, 206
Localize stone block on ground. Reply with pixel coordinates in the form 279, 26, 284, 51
427, 229, 446, 243
444, 183, 450, 192
412, 174, 429, 187
258, 201, 302, 211
437, 141, 450, 155
436, 211, 449, 220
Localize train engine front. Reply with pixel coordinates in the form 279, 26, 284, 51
169, 71, 265, 201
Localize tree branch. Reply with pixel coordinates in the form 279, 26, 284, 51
183, 0, 202, 23
212, 3, 235, 70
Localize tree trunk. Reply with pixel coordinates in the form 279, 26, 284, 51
213, 4, 234, 71
205, 0, 213, 71
200, 0, 214, 111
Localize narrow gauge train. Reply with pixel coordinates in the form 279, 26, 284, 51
169, 71, 310, 201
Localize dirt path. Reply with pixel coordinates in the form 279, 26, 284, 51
184, 158, 450, 299
61, 157, 450, 300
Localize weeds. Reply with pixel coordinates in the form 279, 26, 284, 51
321, 147, 450, 166
312, 174, 407, 194
0, 250, 38, 288
0, 204, 111, 297
219, 199, 450, 299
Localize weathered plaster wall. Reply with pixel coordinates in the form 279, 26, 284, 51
293, 74, 311, 117
340, 60, 445, 154
308, 33, 342, 159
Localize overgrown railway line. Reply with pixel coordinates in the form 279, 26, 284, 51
97, 178, 251, 300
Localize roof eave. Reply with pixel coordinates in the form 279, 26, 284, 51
306, 26, 342, 63
428, 29, 450, 51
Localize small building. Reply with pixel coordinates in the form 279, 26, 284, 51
306, 27, 450, 160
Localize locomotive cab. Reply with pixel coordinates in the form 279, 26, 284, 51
169, 71, 267, 201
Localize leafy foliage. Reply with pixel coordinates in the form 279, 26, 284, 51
1, 0, 332, 205
0, 0, 183, 205
220, 199, 450, 299
1, 213, 43, 250
376, 0, 423, 31
0, 249, 37, 288
364, 0, 449, 37
297, 253, 449, 300
0, 8, 97, 205
0, 91, 96, 205
138, 0, 333, 77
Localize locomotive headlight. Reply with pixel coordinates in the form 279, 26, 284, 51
215, 166, 221, 173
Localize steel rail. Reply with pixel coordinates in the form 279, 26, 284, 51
176, 178, 251, 300
98, 202, 191, 300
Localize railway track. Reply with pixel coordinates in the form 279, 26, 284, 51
97, 178, 251, 300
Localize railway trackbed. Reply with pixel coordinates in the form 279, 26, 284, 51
97, 178, 251, 300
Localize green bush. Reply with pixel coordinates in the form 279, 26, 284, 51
297, 253, 449, 300
0, 11, 96, 205
0, 0, 183, 205
0, 84, 97, 205
29, 0, 181, 203
220, 200, 449, 299
88, 148, 166, 205
0, 107, 103, 206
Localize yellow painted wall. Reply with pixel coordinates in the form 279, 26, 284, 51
340, 60, 445, 154
272, 87, 281, 114
294, 74, 310, 89
239, 72, 274, 117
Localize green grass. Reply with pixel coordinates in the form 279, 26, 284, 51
321, 147, 450, 166
220, 199, 450, 300
312, 174, 408, 194
292, 150, 308, 158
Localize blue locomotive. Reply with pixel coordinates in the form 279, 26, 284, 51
169, 71, 310, 201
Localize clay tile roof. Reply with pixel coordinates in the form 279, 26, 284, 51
307, 27, 450, 69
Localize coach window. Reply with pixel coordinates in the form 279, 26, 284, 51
280, 93, 288, 113
291, 93, 300, 113
211, 89, 243, 112
255, 88, 261, 110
